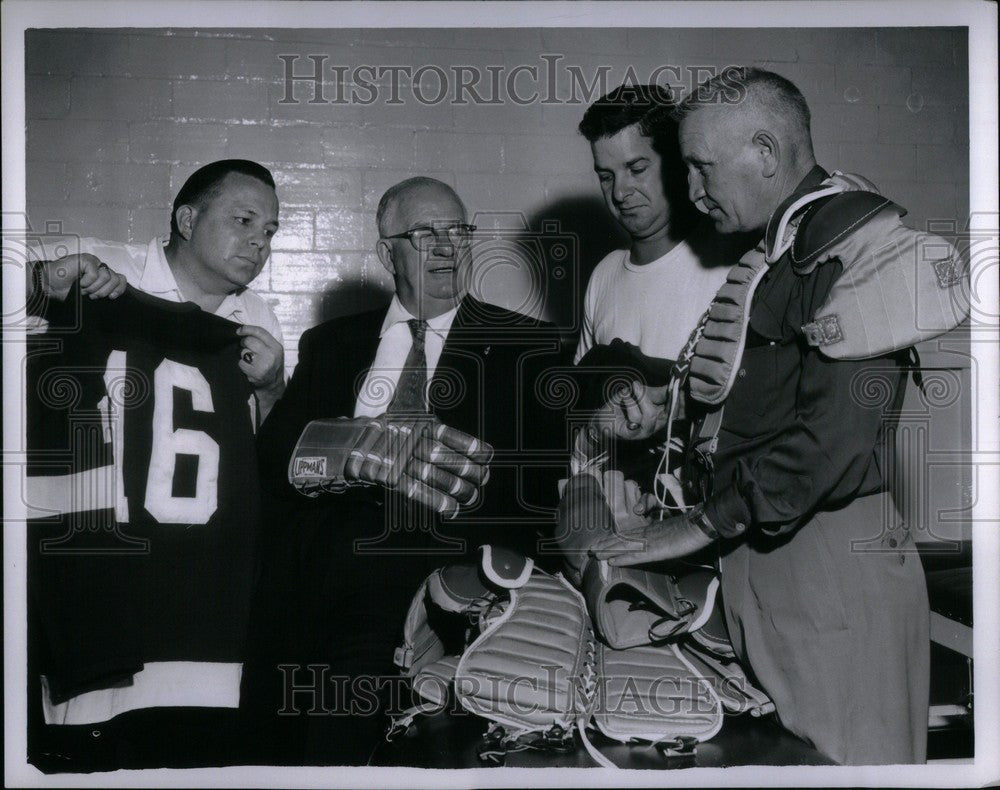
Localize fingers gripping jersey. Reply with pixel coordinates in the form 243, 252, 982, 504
26, 286, 260, 704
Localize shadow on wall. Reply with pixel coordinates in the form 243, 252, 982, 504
525, 195, 627, 334
462, 195, 624, 335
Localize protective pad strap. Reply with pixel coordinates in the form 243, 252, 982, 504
676, 640, 775, 717
394, 575, 445, 675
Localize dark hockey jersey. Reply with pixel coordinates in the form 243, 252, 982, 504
27, 286, 261, 704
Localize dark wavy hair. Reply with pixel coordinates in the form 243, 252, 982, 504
579, 84, 697, 235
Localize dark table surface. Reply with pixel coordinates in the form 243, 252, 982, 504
370, 707, 836, 769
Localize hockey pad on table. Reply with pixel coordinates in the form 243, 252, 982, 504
593, 642, 723, 743
396, 562, 492, 676
454, 568, 595, 736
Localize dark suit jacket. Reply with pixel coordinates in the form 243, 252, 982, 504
242, 297, 568, 764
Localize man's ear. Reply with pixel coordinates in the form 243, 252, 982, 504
376, 239, 395, 276
175, 204, 197, 241
753, 130, 780, 178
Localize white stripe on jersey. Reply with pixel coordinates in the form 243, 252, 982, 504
24, 466, 116, 518
41, 661, 242, 725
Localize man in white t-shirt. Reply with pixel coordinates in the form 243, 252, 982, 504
574, 85, 738, 438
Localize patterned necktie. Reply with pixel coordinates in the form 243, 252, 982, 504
387, 318, 429, 413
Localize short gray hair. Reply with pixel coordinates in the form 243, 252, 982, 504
376, 177, 464, 237
674, 66, 813, 155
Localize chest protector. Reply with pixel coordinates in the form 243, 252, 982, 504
686, 171, 969, 408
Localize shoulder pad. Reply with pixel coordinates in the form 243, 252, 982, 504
479, 545, 533, 589
791, 191, 904, 273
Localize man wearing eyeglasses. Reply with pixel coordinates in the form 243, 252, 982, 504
242, 176, 566, 764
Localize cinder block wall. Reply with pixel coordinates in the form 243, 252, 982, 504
25, 27, 969, 369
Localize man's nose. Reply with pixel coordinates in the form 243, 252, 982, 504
687, 170, 705, 204
429, 238, 455, 257
612, 176, 632, 204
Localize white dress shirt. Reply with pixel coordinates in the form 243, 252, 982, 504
354, 295, 459, 418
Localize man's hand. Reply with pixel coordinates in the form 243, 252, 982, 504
32, 253, 127, 302
237, 324, 285, 419
589, 508, 714, 566
597, 469, 650, 531
590, 379, 670, 442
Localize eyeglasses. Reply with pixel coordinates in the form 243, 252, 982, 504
381, 222, 477, 250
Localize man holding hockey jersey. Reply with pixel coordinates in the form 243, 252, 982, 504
25, 159, 285, 770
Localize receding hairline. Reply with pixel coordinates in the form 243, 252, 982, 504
674, 68, 814, 153
376, 177, 465, 235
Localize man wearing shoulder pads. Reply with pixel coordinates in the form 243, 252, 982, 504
593, 68, 968, 764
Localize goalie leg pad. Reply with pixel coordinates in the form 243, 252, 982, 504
454, 570, 595, 735
594, 642, 723, 743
